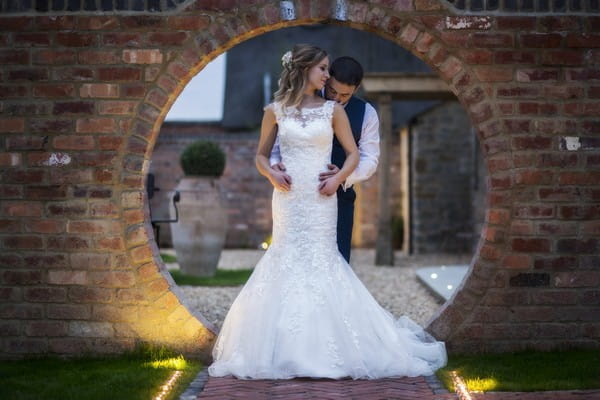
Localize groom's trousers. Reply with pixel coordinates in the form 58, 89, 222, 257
336, 186, 356, 263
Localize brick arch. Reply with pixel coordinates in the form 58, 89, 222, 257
132, 9, 502, 358
2, 1, 598, 361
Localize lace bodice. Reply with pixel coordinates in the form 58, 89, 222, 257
268, 100, 335, 190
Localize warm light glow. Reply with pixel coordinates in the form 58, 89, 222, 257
261, 242, 269, 250
146, 356, 187, 370
447, 285, 453, 290
450, 370, 473, 400
430, 273, 438, 279
153, 370, 183, 400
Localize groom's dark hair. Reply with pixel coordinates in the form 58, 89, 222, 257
329, 56, 363, 87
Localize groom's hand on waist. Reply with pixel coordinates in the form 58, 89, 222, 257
319, 164, 339, 181
269, 164, 292, 192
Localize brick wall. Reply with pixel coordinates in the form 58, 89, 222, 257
411, 101, 484, 254
0, 1, 598, 359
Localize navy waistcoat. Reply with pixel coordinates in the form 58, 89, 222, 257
331, 96, 366, 169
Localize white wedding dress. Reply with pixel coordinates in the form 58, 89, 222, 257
208, 100, 447, 380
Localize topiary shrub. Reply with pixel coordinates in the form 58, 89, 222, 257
180, 140, 226, 177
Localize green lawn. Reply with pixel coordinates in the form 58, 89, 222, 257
168, 268, 253, 286
161, 252, 253, 287
0, 345, 203, 400
436, 349, 600, 393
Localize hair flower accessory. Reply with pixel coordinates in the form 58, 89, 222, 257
281, 50, 293, 69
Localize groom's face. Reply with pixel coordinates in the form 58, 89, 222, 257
324, 77, 357, 106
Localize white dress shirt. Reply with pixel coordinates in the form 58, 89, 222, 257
269, 99, 380, 191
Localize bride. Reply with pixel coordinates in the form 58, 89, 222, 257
208, 44, 447, 380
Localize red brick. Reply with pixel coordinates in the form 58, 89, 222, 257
516, 69, 560, 82
24, 287, 67, 302
56, 33, 96, 47
474, 66, 513, 82
2, 201, 43, 217
566, 68, 600, 81
0, 152, 21, 167
76, 16, 119, 30
79, 83, 119, 98
537, 153, 578, 168
0, 17, 33, 30
2, 170, 45, 184
98, 136, 124, 151
512, 238, 551, 252
539, 16, 581, 32
0, 118, 25, 133
89, 271, 135, 288
414, 0, 443, 10
460, 49, 492, 64
521, 33, 562, 48
511, 220, 534, 235
531, 290, 578, 305
122, 84, 146, 98
167, 16, 210, 30
557, 239, 598, 254
25, 219, 65, 234
440, 31, 470, 47
542, 50, 584, 66
503, 254, 531, 269
487, 208, 510, 225
33, 49, 76, 65
47, 236, 90, 251
3, 236, 43, 249
25, 321, 68, 337
471, 33, 513, 47
9, 68, 49, 81
78, 50, 120, 65
497, 16, 537, 30
539, 187, 582, 202
0, 85, 28, 97
32, 84, 75, 98
123, 49, 163, 64
0, 49, 29, 64
555, 271, 600, 288
581, 221, 600, 235
514, 205, 554, 219
559, 172, 600, 185
68, 287, 113, 303
2, 270, 42, 285
121, 16, 164, 29
14, 33, 50, 46
98, 67, 141, 81
48, 169, 93, 185
512, 136, 553, 150
535, 256, 577, 270
76, 118, 117, 134
53, 101, 94, 115
52, 135, 95, 150
148, 32, 189, 47
494, 51, 536, 64
538, 221, 578, 236
101, 33, 143, 47
566, 33, 600, 47
35, 16, 75, 30
543, 85, 583, 99
559, 205, 600, 220
25, 185, 68, 200
52, 67, 94, 81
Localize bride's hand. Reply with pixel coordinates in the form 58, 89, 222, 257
269, 169, 292, 191
318, 175, 341, 196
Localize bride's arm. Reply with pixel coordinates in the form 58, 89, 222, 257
256, 107, 292, 191
319, 104, 359, 196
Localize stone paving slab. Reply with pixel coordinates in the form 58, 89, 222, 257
196, 375, 458, 400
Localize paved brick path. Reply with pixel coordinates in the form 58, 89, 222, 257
196, 375, 457, 399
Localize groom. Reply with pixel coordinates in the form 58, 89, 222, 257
270, 56, 380, 263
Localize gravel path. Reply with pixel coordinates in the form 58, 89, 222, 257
173, 249, 472, 331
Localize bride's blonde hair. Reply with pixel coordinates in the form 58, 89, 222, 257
274, 44, 328, 109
